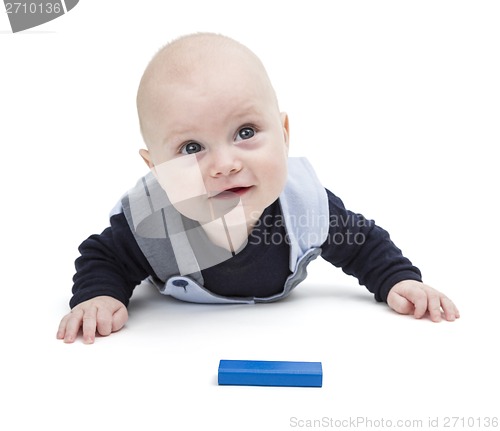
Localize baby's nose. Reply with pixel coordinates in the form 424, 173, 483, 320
209, 151, 243, 177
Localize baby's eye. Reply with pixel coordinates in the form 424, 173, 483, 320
181, 142, 204, 155
236, 127, 255, 141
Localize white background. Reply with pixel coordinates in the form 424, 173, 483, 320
1, 1, 499, 430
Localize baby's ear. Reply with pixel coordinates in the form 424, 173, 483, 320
139, 149, 155, 170
281, 112, 290, 149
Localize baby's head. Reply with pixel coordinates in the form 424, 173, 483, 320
137, 33, 289, 226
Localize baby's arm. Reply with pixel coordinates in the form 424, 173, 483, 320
57, 296, 128, 344
321, 190, 423, 302
387, 280, 460, 322
58, 212, 155, 343
321, 189, 459, 320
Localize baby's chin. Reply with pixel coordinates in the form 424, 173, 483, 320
172, 194, 240, 223
170, 186, 281, 228
245, 196, 281, 224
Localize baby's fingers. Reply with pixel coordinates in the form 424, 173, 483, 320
440, 295, 460, 321
388, 281, 460, 323
425, 289, 443, 322
421, 286, 460, 322
413, 298, 428, 319
79, 306, 121, 343
57, 309, 85, 344
82, 306, 98, 344
387, 291, 414, 315
111, 306, 128, 333
56, 315, 68, 340
403, 286, 428, 319
388, 281, 428, 319
93, 304, 128, 338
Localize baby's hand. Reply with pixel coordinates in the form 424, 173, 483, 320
387, 280, 460, 322
57, 296, 128, 344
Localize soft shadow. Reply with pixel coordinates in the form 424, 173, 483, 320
127, 280, 376, 317
284, 282, 376, 304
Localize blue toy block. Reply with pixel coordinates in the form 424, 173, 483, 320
218, 360, 322, 387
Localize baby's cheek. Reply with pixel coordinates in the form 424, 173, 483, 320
155, 155, 207, 204
263, 164, 288, 203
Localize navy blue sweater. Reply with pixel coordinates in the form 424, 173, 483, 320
70, 189, 422, 308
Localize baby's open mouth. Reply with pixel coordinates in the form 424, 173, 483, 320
211, 186, 253, 199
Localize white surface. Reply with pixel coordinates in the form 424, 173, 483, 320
1, 1, 499, 430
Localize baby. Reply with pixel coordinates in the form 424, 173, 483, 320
57, 33, 459, 344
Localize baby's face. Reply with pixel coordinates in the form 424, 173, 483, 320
139, 50, 289, 227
